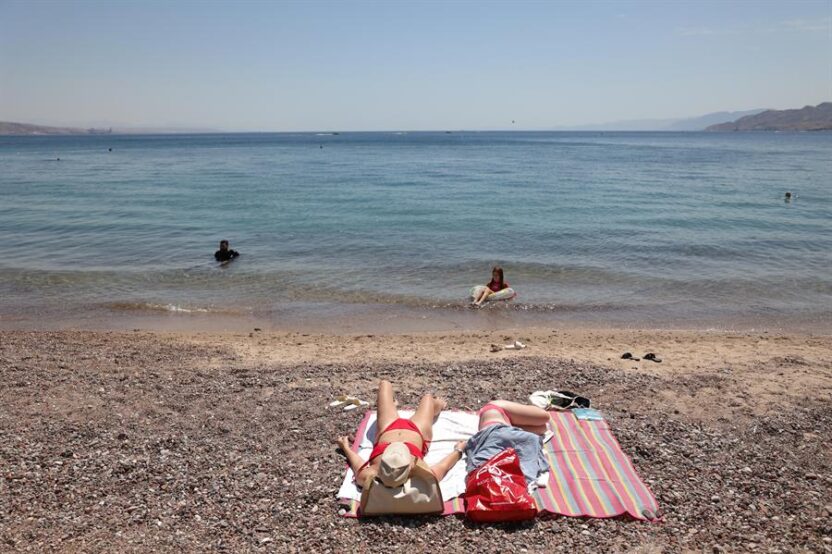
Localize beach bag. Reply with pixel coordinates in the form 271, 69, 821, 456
359, 460, 444, 516
464, 448, 537, 522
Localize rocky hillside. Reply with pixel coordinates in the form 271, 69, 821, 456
0, 121, 111, 135
706, 102, 832, 131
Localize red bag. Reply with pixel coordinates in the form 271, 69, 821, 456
464, 447, 537, 522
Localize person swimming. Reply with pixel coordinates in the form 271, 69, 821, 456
472, 266, 509, 306
214, 240, 240, 262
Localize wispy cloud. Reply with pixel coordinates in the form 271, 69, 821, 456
677, 17, 832, 37
782, 17, 832, 33
677, 26, 719, 37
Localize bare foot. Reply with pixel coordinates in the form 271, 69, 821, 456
433, 397, 447, 417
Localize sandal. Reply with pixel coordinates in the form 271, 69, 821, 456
343, 399, 369, 411
643, 353, 662, 363
329, 395, 353, 407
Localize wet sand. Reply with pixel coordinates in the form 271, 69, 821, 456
1, 328, 830, 552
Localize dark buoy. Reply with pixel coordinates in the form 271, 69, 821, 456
108, 147, 112, 152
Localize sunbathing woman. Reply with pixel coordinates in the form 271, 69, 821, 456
465, 400, 550, 484
472, 266, 510, 306
337, 380, 466, 488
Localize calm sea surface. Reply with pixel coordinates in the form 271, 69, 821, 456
1, 131, 830, 331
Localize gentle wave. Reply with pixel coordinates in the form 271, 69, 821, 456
104, 302, 223, 314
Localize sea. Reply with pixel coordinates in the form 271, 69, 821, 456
1, 131, 830, 332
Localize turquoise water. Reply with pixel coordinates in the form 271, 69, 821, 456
0, 132, 830, 331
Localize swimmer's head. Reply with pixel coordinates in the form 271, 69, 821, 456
219, 239, 229, 251
491, 266, 504, 286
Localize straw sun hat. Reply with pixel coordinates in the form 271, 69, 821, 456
378, 442, 414, 487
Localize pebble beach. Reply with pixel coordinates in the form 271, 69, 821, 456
1, 328, 830, 552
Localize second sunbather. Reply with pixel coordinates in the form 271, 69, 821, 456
465, 400, 550, 484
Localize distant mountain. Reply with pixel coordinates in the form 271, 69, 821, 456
0, 121, 111, 135
706, 103, 832, 131
555, 109, 765, 131
556, 118, 677, 131
666, 109, 766, 131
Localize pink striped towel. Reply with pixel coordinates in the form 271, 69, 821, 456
535, 411, 659, 520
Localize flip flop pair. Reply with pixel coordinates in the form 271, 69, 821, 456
492, 340, 527, 352
329, 395, 370, 411
503, 340, 526, 350
621, 352, 662, 363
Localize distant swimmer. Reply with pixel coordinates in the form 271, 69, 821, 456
214, 239, 240, 263
785, 191, 792, 200
108, 148, 112, 152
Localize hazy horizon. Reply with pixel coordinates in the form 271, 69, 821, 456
1, 0, 830, 132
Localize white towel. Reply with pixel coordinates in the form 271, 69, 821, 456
336, 410, 479, 502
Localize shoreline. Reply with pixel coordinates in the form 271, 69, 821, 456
2, 301, 831, 336
2, 324, 830, 417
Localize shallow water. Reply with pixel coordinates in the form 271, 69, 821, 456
1, 131, 830, 331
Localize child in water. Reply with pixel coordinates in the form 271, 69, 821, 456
472, 266, 509, 306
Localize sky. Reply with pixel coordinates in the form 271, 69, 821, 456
0, 0, 830, 131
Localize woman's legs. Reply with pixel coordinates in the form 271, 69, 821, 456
482, 400, 550, 435
375, 380, 399, 434
410, 394, 445, 442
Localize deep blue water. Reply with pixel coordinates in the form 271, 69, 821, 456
0, 131, 830, 330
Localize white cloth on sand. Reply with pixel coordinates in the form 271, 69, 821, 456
337, 410, 479, 503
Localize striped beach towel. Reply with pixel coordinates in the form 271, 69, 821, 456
534, 411, 659, 520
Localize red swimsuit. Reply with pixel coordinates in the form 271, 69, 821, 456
357, 418, 429, 475
488, 280, 509, 293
